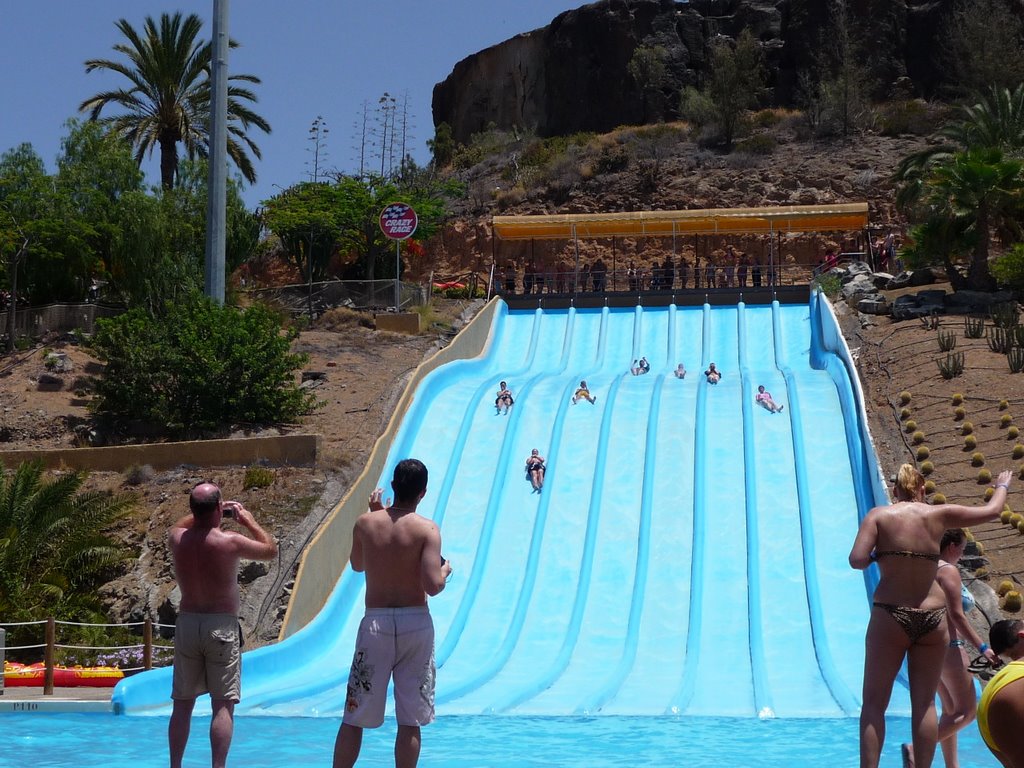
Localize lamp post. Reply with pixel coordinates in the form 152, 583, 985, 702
204, 0, 229, 305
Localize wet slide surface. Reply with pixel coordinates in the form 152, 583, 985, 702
116, 300, 906, 719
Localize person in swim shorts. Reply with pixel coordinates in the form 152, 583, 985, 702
704, 362, 721, 385
755, 384, 784, 413
495, 380, 514, 415
849, 464, 1012, 768
674, 363, 686, 379
168, 483, 278, 768
334, 459, 452, 768
572, 380, 596, 405
525, 448, 546, 492
978, 619, 1024, 766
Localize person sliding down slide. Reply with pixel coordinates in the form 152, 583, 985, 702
755, 385, 784, 413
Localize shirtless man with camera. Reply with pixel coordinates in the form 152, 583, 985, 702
168, 482, 278, 768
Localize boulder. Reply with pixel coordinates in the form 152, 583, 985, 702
945, 290, 1016, 312
842, 274, 877, 305
872, 272, 895, 289
886, 269, 937, 290
239, 560, 270, 585
857, 295, 890, 315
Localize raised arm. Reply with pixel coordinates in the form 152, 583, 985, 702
936, 471, 1014, 528
226, 502, 278, 561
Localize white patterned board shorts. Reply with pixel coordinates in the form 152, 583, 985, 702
343, 606, 436, 728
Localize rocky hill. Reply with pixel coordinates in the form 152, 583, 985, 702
433, 0, 970, 145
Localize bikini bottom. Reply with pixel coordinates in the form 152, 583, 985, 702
873, 602, 946, 644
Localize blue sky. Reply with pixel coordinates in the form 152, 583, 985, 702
1, 1, 577, 207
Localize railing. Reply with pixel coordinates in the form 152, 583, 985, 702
0, 617, 173, 695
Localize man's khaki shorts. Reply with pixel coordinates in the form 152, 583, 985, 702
171, 612, 241, 702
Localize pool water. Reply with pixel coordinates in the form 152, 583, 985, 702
1, 713, 1000, 767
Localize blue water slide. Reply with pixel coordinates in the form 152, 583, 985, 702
114, 297, 894, 720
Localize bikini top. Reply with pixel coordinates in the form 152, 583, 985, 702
873, 550, 940, 562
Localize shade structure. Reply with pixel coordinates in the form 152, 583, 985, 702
492, 202, 869, 241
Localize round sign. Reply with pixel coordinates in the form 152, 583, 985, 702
379, 202, 418, 240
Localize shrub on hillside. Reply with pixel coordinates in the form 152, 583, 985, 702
876, 100, 933, 136
90, 296, 318, 435
992, 244, 1024, 293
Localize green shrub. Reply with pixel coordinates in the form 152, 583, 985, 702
90, 296, 318, 435
123, 464, 154, 486
812, 273, 842, 299
992, 243, 1024, 293
734, 133, 777, 155
877, 99, 932, 136
243, 465, 275, 490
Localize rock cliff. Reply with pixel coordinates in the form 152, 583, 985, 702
432, 0, 966, 144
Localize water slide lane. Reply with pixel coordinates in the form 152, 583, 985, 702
671, 305, 755, 716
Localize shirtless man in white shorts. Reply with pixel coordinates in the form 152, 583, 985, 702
333, 458, 452, 768
168, 483, 278, 768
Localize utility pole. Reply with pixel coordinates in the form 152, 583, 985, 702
204, 0, 229, 305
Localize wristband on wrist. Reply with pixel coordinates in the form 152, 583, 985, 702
980, 642, 990, 653
996, 482, 1010, 490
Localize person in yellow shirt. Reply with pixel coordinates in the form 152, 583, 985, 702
978, 619, 1024, 766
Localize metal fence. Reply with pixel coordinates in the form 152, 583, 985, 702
245, 278, 427, 317
2, 302, 124, 342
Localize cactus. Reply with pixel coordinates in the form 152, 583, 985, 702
900, 407, 912, 421
932, 493, 947, 504
964, 435, 978, 450
1010, 347, 1024, 374
990, 301, 1020, 329
1014, 324, 1024, 347
962, 421, 974, 435
938, 329, 957, 352
979, 469, 993, 484
937, 352, 965, 379
1001, 508, 1013, 523
1000, 399, 1010, 411
954, 407, 966, 421
1018, 520, 1024, 535
965, 315, 986, 339
1014, 444, 1024, 460
1002, 414, 1014, 428
1009, 426, 1020, 440
973, 452, 986, 466
924, 480, 936, 494
912, 431, 926, 445
1020, 463, 1024, 480
985, 487, 995, 501
1005, 591, 1023, 612
976, 566, 990, 580
952, 393, 965, 406
905, 420, 918, 433
899, 391, 912, 405
920, 460, 935, 476
916, 446, 930, 461
999, 580, 1016, 596
988, 326, 1015, 354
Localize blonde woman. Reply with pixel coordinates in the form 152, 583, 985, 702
849, 464, 1012, 768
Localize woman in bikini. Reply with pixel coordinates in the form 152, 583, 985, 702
924, 528, 1000, 768
495, 381, 514, 415
849, 464, 1012, 768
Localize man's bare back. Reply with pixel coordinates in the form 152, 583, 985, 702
351, 489, 448, 608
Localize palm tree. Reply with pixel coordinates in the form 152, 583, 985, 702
0, 461, 137, 654
906, 148, 1024, 290
79, 12, 271, 190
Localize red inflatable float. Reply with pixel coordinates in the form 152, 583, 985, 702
3, 661, 124, 688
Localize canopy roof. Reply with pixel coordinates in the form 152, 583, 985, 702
492, 202, 869, 241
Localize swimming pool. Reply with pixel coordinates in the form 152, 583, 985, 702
0, 712, 1001, 767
